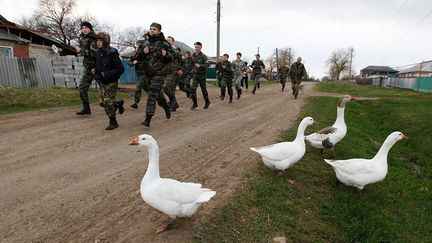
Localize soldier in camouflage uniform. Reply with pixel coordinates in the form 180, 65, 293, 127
250, 54, 265, 94
75, 21, 98, 115
164, 36, 184, 112
92, 32, 125, 130
129, 33, 149, 109
278, 64, 290, 92
219, 54, 234, 103
135, 22, 173, 127
289, 57, 307, 99
181, 51, 193, 96
231, 52, 247, 99
190, 41, 210, 110
215, 56, 223, 99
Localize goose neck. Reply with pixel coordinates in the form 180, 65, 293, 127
143, 142, 160, 180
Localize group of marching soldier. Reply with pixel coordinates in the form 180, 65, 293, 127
74, 21, 307, 130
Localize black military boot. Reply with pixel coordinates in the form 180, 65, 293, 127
229, 96, 233, 103
117, 100, 125, 114
164, 104, 171, 119
76, 102, 91, 115
236, 88, 242, 99
142, 114, 153, 127
130, 98, 139, 109
252, 86, 256, 95
105, 116, 119, 130
220, 89, 225, 100
257, 82, 260, 90
203, 98, 210, 109
191, 97, 198, 110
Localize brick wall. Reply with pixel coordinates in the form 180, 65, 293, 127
13, 43, 29, 58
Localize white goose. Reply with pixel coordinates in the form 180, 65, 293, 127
305, 95, 355, 151
129, 134, 216, 234
250, 117, 316, 176
324, 131, 408, 190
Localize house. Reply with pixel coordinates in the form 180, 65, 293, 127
0, 14, 76, 58
360, 65, 398, 78
397, 60, 432, 77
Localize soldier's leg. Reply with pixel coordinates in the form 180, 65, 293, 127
220, 78, 227, 100
102, 83, 119, 130
291, 80, 296, 95
281, 77, 286, 91
163, 74, 176, 110
190, 77, 199, 109
256, 73, 261, 90
199, 77, 210, 109
227, 78, 234, 103
77, 70, 94, 115
235, 74, 242, 99
177, 75, 190, 97
294, 81, 301, 97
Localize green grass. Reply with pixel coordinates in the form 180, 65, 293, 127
192, 84, 432, 242
317, 82, 432, 98
0, 85, 131, 115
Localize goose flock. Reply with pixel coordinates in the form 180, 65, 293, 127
128, 94, 407, 233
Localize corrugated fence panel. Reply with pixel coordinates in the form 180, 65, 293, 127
0, 56, 54, 88
0, 56, 22, 87
36, 58, 54, 88
388, 77, 415, 89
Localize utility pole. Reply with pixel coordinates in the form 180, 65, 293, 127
348, 47, 353, 82
216, 0, 221, 59
257, 47, 259, 55
276, 48, 279, 72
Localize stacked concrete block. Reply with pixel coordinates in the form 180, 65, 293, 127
52, 55, 99, 89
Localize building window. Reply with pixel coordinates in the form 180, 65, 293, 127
0, 46, 13, 56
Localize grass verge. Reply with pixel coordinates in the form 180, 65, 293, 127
192, 83, 432, 242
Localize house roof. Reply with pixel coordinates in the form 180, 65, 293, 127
361, 65, 398, 73
0, 14, 76, 55
0, 28, 30, 43
398, 60, 432, 74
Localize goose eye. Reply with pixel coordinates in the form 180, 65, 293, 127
142, 138, 146, 140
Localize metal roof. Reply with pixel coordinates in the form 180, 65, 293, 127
0, 29, 30, 43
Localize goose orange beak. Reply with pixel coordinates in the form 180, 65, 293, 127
129, 137, 139, 145
313, 119, 318, 125
402, 134, 409, 140
349, 96, 356, 101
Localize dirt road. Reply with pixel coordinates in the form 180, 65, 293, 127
0, 82, 316, 242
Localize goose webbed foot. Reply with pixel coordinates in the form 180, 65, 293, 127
154, 219, 175, 234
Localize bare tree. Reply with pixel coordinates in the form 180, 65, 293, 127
326, 48, 353, 80
271, 47, 296, 69
113, 26, 146, 53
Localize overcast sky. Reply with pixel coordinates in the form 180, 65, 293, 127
1, 0, 431, 78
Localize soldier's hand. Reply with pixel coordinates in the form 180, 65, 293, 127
143, 47, 149, 54
195, 63, 200, 68
177, 70, 183, 76
161, 49, 167, 56
133, 60, 138, 64
91, 68, 96, 75
75, 47, 81, 53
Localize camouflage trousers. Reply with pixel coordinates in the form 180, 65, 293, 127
191, 76, 209, 100
100, 82, 118, 117
164, 73, 177, 103
143, 75, 168, 116
233, 73, 242, 90
177, 74, 191, 96
251, 72, 262, 92
220, 77, 233, 97
133, 72, 146, 104
291, 79, 302, 96
78, 69, 97, 103
280, 76, 288, 91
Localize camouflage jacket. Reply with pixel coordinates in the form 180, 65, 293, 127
79, 31, 97, 70
164, 45, 184, 75
251, 60, 265, 74
278, 66, 290, 79
136, 33, 173, 76
289, 62, 307, 80
220, 60, 234, 80
183, 57, 194, 77
129, 37, 149, 73
231, 59, 247, 75
192, 51, 209, 78
215, 61, 223, 79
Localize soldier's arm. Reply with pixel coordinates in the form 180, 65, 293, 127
200, 55, 209, 69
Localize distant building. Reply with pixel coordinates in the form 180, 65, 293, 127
397, 60, 432, 77
360, 65, 398, 78
0, 14, 76, 58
